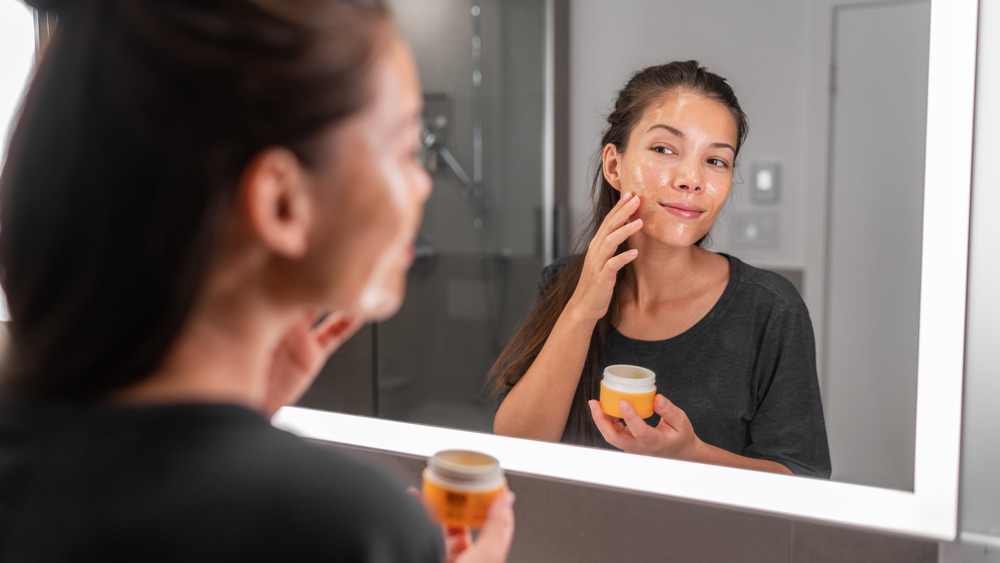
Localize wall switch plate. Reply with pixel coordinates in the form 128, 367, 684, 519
731, 212, 779, 248
749, 161, 781, 204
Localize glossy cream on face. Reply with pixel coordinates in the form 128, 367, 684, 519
422, 450, 505, 528
615, 91, 738, 249
352, 38, 430, 321
599, 364, 657, 418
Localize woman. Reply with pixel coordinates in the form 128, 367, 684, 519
0, 0, 513, 561
490, 61, 830, 478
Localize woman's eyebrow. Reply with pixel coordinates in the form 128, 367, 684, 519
646, 123, 684, 137
646, 123, 735, 154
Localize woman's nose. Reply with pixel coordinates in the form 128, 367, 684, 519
672, 159, 703, 192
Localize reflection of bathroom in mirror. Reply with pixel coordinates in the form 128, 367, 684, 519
298, 0, 933, 492
299, 0, 549, 431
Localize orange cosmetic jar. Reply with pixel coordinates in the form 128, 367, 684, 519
599, 364, 657, 418
422, 450, 505, 528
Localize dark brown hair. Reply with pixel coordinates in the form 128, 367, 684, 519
0, 0, 391, 400
487, 61, 748, 446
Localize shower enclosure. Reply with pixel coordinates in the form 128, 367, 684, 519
298, 0, 565, 433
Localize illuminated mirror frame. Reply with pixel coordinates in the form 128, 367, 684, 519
276, 0, 976, 540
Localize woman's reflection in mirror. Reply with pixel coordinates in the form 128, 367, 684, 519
0, 0, 513, 560
489, 61, 830, 478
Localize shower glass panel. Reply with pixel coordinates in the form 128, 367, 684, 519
298, 0, 549, 434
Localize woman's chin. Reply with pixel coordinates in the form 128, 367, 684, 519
357, 286, 404, 322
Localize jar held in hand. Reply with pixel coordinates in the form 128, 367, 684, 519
422, 450, 505, 528
599, 364, 656, 418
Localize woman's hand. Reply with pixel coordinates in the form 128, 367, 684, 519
408, 487, 516, 563
588, 394, 704, 460
589, 395, 796, 474
261, 310, 363, 418
566, 191, 643, 322
445, 490, 516, 563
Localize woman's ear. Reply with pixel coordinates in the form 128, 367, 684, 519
238, 148, 312, 258
602, 143, 623, 192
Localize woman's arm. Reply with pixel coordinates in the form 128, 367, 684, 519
493, 304, 599, 441
493, 192, 643, 442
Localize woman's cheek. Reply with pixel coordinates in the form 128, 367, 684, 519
634, 163, 672, 197
636, 198, 658, 223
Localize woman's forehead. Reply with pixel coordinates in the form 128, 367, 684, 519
634, 91, 739, 144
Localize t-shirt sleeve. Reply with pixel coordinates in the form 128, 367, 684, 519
743, 299, 832, 478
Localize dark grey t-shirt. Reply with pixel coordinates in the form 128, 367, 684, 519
530, 254, 831, 478
0, 402, 443, 562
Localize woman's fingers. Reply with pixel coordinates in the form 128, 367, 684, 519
599, 191, 641, 233
443, 526, 474, 562
463, 490, 516, 563
596, 194, 642, 266
600, 219, 643, 262
570, 192, 643, 320
588, 194, 642, 274
313, 311, 364, 354
652, 394, 685, 431
593, 193, 642, 251
588, 400, 630, 448
617, 400, 652, 438
605, 247, 639, 273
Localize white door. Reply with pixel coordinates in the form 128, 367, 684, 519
825, 0, 929, 490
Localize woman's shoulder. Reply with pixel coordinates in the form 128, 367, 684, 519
218, 416, 406, 500
540, 254, 581, 279
536, 254, 584, 293
254, 432, 442, 556
724, 254, 806, 308
196, 414, 442, 558
0, 403, 442, 561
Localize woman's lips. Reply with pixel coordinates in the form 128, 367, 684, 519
660, 202, 705, 219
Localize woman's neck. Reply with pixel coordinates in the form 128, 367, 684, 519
622, 243, 716, 306
110, 249, 295, 413
614, 244, 730, 340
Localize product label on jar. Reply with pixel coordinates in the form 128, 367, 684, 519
422, 479, 502, 528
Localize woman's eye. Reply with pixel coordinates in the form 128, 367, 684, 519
707, 158, 729, 168
652, 146, 675, 155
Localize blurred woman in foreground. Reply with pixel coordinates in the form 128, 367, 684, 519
0, 0, 513, 560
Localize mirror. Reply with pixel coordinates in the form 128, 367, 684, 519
278, 0, 975, 540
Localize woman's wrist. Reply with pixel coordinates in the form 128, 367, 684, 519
686, 437, 712, 463
562, 295, 604, 326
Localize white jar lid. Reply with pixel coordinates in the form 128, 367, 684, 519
602, 364, 656, 393
426, 450, 504, 488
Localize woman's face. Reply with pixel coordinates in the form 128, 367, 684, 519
604, 90, 738, 249
306, 32, 431, 320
